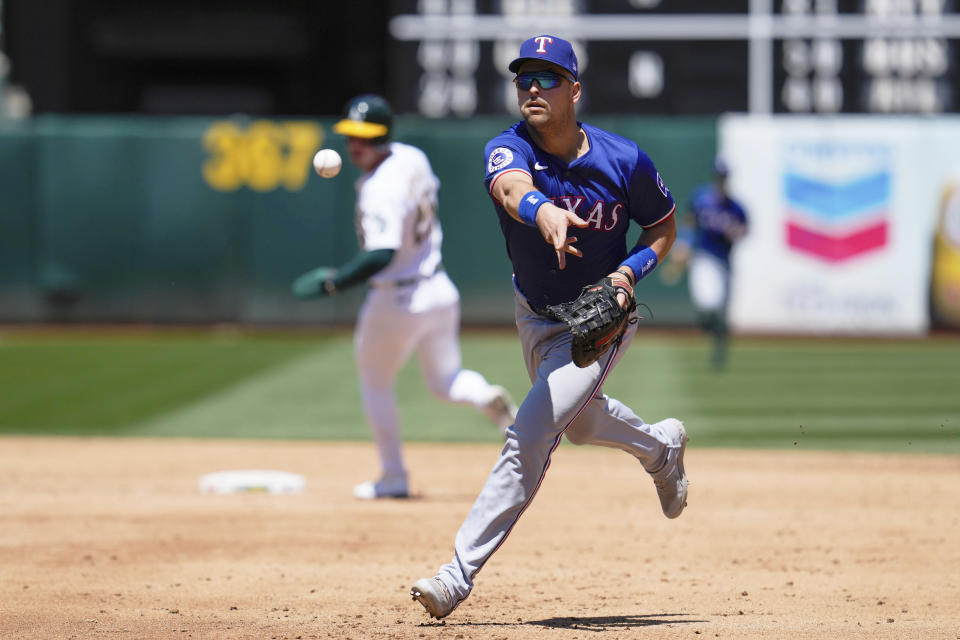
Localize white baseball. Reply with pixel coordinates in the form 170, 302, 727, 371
313, 148, 342, 178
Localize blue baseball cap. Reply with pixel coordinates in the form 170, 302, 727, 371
508, 35, 579, 80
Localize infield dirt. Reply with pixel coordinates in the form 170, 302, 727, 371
1, 437, 958, 639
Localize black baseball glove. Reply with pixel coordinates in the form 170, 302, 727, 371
544, 276, 637, 368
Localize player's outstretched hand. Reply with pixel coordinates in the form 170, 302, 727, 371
535, 203, 589, 270
292, 267, 337, 298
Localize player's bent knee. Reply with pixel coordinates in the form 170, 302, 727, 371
563, 429, 591, 446
563, 420, 595, 446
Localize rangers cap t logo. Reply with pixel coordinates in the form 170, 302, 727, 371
534, 36, 553, 53
508, 34, 579, 80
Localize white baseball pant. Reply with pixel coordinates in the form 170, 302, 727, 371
688, 251, 729, 313
433, 283, 677, 605
354, 271, 504, 478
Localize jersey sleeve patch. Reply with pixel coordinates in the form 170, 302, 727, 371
487, 147, 515, 174
656, 172, 671, 199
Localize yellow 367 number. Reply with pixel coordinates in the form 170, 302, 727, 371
202, 120, 323, 192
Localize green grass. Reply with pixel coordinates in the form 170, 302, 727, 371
1, 328, 958, 453
605, 339, 960, 453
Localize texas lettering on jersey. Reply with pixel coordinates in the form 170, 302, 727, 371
551, 196, 624, 231
483, 121, 675, 307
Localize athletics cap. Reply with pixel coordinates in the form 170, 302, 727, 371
333, 94, 393, 143
508, 35, 579, 80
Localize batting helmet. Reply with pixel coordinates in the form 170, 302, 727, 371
333, 94, 393, 145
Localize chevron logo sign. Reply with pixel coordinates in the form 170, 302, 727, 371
783, 144, 891, 262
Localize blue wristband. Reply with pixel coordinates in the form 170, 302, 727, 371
620, 245, 659, 281
517, 190, 550, 226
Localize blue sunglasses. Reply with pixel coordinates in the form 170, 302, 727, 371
514, 70, 574, 90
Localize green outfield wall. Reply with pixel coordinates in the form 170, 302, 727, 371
0, 115, 716, 325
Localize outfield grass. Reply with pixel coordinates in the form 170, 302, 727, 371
1, 327, 958, 453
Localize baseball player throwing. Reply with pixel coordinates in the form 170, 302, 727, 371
292, 94, 517, 500
411, 35, 689, 619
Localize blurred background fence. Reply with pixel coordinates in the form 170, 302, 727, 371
0, 115, 714, 326
3, 1, 960, 333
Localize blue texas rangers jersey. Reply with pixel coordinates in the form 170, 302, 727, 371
484, 121, 675, 308
688, 184, 748, 264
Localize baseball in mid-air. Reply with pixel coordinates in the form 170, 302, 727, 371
313, 148, 342, 178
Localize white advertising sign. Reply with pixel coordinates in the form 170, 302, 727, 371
721, 115, 960, 335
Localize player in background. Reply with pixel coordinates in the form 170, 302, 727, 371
668, 157, 748, 370
410, 35, 689, 620
292, 94, 517, 500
